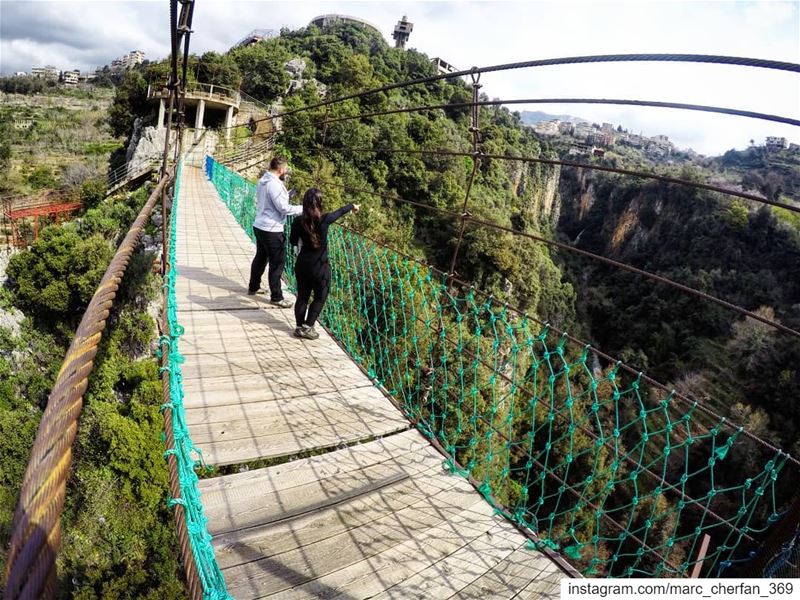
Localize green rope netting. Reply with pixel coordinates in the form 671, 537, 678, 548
161, 160, 232, 599
205, 156, 796, 578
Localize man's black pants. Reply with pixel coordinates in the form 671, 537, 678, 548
248, 227, 286, 301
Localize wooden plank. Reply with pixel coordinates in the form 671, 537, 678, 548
188, 397, 406, 445
181, 372, 371, 405
195, 417, 408, 466
365, 523, 524, 600
212, 464, 462, 570
198, 430, 429, 497
254, 493, 510, 600
178, 306, 297, 324
185, 386, 397, 426
178, 337, 346, 358
204, 444, 450, 536
449, 546, 562, 599
224, 487, 494, 598
179, 353, 362, 381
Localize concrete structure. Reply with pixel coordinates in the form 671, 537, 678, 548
309, 14, 382, 38
12, 119, 33, 130
431, 57, 459, 75
148, 81, 240, 141
111, 50, 145, 70
232, 29, 278, 48
533, 120, 561, 137
393, 14, 414, 49
62, 70, 80, 85
587, 130, 614, 147
558, 122, 576, 135
31, 66, 58, 79
14, 71, 26, 77
766, 136, 789, 151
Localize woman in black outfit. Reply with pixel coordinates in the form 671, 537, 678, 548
290, 188, 359, 339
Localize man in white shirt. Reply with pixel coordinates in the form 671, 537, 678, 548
247, 156, 303, 307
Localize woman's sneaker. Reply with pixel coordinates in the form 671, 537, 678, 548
295, 325, 319, 340
269, 298, 293, 308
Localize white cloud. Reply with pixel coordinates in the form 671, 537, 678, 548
1, 0, 797, 154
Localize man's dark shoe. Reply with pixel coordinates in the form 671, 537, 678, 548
247, 289, 266, 296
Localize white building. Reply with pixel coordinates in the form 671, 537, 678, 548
14, 71, 27, 77
533, 120, 561, 136
31, 66, 59, 79
63, 70, 80, 85
111, 50, 146, 70
765, 136, 789, 151
431, 57, 458, 75
232, 29, 278, 48
309, 14, 382, 38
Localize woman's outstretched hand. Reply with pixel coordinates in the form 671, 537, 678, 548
352, 204, 360, 213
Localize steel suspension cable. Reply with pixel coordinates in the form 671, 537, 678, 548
310, 173, 800, 341
331, 219, 800, 465
234, 97, 800, 135
332, 146, 800, 214
272, 53, 800, 120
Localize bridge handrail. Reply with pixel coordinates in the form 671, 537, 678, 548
159, 161, 232, 599
147, 81, 241, 106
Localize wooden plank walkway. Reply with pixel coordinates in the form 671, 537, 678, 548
174, 166, 565, 598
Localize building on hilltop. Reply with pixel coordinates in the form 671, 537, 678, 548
233, 29, 278, 49
766, 136, 789, 151
14, 71, 27, 77
62, 70, 80, 85
533, 120, 561, 137
31, 66, 59, 79
587, 130, 614, 147
309, 14, 382, 38
110, 50, 145, 70
431, 57, 458, 75
393, 15, 413, 49
558, 122, 576, 136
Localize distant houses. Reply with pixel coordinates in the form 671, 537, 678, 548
765, 136, 789, 151
30, 66, 59, 79
17, 49, 145, 89
110, 50, 145, 70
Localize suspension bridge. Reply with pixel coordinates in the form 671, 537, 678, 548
3, 1, 800, 598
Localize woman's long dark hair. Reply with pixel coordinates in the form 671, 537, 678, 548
301, 188, 323, 249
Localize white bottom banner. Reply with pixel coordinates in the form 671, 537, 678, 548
560, 579, 798, 600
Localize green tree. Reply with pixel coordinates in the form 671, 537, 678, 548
6, 226, 114, 323
80, 177, 107, 209
196, 51, 242, 89
107, 70, 149, 138
231, 41, 293, 102
26, 165, 58, 190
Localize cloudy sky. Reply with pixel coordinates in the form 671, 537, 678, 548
1, 0, 798, 155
